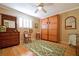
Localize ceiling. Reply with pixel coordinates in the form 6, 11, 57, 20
0, 3, 79, 19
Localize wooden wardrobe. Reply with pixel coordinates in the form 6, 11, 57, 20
40, 15, 60, 42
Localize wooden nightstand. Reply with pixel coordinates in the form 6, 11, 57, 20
36, 32, 40, 40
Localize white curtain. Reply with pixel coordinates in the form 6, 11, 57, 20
19, 17, 32, 28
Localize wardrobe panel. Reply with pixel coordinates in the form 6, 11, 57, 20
48, 34, 57, 41
41, 34, 48, 40
48, 16, 58, 42
41, 18, 48, 40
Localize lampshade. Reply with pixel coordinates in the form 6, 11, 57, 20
37, 6, 42, 10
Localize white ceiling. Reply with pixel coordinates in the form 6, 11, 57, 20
0, 3, 79, 19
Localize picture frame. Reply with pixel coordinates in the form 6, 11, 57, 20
35, 23, 38, 28
65, 16, 76, 29
0, 26, 6, 32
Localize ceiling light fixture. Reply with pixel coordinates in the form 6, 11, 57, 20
38, 6, 42, 10
35, 3, 47, 13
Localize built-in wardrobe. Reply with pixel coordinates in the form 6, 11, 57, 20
40, 15, 60, 42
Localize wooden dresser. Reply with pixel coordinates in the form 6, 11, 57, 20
0, 14, 20, 49
0, 32, 20, 49
36, 32, 40, 40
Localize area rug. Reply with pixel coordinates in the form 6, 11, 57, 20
26, 40, 66, 56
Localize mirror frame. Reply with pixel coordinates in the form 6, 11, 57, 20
65, 16, 76, 30
1, 14, 17, 32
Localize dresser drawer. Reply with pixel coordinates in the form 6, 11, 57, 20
0, 33, 10, 37
0, 32, 20, 48
10, 33, 19, 35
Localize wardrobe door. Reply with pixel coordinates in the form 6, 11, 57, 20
48, 15, 59, 42
41, 18, 48, 40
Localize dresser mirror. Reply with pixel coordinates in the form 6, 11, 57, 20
1, 14, 17, 32
4, 20, 15, 28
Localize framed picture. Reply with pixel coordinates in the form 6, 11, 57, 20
65, 16, 76, 29
0, 26, 6, 32
35, 23, 38, 28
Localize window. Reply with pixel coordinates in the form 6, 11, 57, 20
19, 18, 32, 28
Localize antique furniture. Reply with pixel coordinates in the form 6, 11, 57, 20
24, 31, 31, 43
36, 32, 40, 40
0, 14, 20, 48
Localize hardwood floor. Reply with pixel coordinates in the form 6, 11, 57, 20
0, 42, 76, 56
0, 45, 35, 56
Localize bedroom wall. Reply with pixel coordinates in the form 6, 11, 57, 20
60, 8, 79, 45
0, 7, 40, 44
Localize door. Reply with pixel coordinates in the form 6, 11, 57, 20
48, 15, 59, 42
41, 18, 48, 40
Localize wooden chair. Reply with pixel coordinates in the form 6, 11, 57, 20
24, 31, 31, 43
